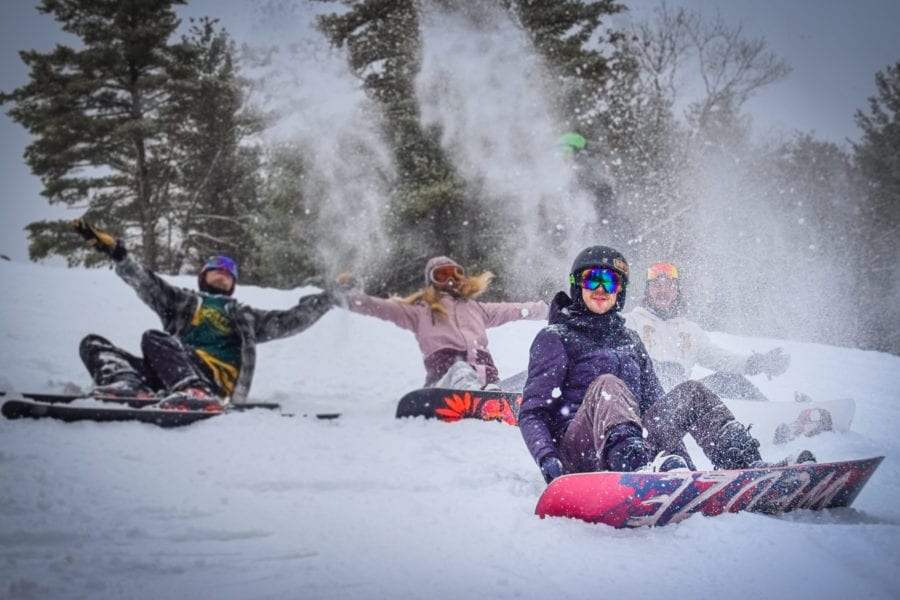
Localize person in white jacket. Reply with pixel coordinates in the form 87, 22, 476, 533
623, 262, 789, 401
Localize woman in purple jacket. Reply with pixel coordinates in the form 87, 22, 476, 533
519, 245, 814, 483
344, 256, 548, 390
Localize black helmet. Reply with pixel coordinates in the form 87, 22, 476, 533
569, 245, 630, 311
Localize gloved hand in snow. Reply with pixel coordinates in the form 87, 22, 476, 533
325, 271, 361, 308
73, 219, 126, 261
540, 454, 564, 484
746, 347, 790, 378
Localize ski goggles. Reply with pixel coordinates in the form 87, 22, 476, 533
570, 267, 624, 294
647, 262, 678, 281
430, 264, 465, 284
202, 255, 239, 280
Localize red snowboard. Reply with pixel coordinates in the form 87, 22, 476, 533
535, 456, 883, 528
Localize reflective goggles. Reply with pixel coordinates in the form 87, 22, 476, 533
430, 265, 465, 284
647, 262, 678, 281
570, 267, 624, 294
202, 255, 238, 280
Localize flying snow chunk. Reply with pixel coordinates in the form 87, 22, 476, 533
520, 308, 530, 317
601, 390, 612, 401
551, 387, 562, 398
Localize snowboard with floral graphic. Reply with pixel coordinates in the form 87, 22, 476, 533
395, 388, 522, 425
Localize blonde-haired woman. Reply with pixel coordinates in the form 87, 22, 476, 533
343, 256, 548, 390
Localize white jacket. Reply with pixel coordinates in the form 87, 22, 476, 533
624, 306, 750, 376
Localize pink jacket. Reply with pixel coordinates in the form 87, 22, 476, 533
348, 292, 548, 385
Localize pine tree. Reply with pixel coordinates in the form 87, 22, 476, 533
501, 0, 637, 151
163, 17, 264, 277
317, 0, 477, 294
853, 61, 900, 353
249, 142, 320, 288
501, 0, 640, 249
1, 0, 189, 269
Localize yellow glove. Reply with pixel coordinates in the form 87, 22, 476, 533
72, 219, 126, 260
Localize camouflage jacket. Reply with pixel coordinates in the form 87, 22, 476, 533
115, 255, 333, 404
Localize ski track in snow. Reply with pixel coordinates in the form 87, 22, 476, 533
1, 261, 899, 599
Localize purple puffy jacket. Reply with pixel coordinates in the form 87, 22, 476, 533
519, 292, 664, 466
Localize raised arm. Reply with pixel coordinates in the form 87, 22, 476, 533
345, 291, 420, 332
251, 292, 335, 343
73, 219, 193, 320
115, 254, 195, 319
481, 300, 549, 328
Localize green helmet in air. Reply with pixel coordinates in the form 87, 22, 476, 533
556, 132, 587, 156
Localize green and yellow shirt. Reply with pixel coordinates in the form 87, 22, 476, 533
181, 295, 242, 394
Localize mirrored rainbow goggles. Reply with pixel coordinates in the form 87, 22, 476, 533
570, 267, 624, 294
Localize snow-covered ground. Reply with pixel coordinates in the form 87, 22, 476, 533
1, 260, 898, 599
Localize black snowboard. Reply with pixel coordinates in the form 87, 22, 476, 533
19, 391, 280, 411
2, 397, 340, 427
2, 398, 221, 428
396, 388, 523, 425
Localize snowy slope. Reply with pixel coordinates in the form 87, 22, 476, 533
1, 260, 898, 599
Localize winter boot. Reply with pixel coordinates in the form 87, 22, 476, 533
773, 408, 833, 444
713, 420, 763, 470
90, 374, 154, 399
603, 424, 652, 472
750, 449, 817, 469
158, 381, 225, 412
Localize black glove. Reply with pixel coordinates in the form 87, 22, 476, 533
540, 455, 564, 484
746, 347, 790, 378
73, 219, 126, 261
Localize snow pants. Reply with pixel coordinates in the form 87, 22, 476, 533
698, 372, 768, 402
558, 374, 759, 472
431, 360, 483, 390
79, 330, 218, 395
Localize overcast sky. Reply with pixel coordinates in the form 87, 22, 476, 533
1, 0, 898, 262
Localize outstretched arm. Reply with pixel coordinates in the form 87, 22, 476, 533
344, 291, 420, 332
251, 292, 335, 343
481, 300, 549, 328
693, 327, 752, 374
114, 255, 195, 319
73, 219, 127, 261
73, 219, 192, 320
